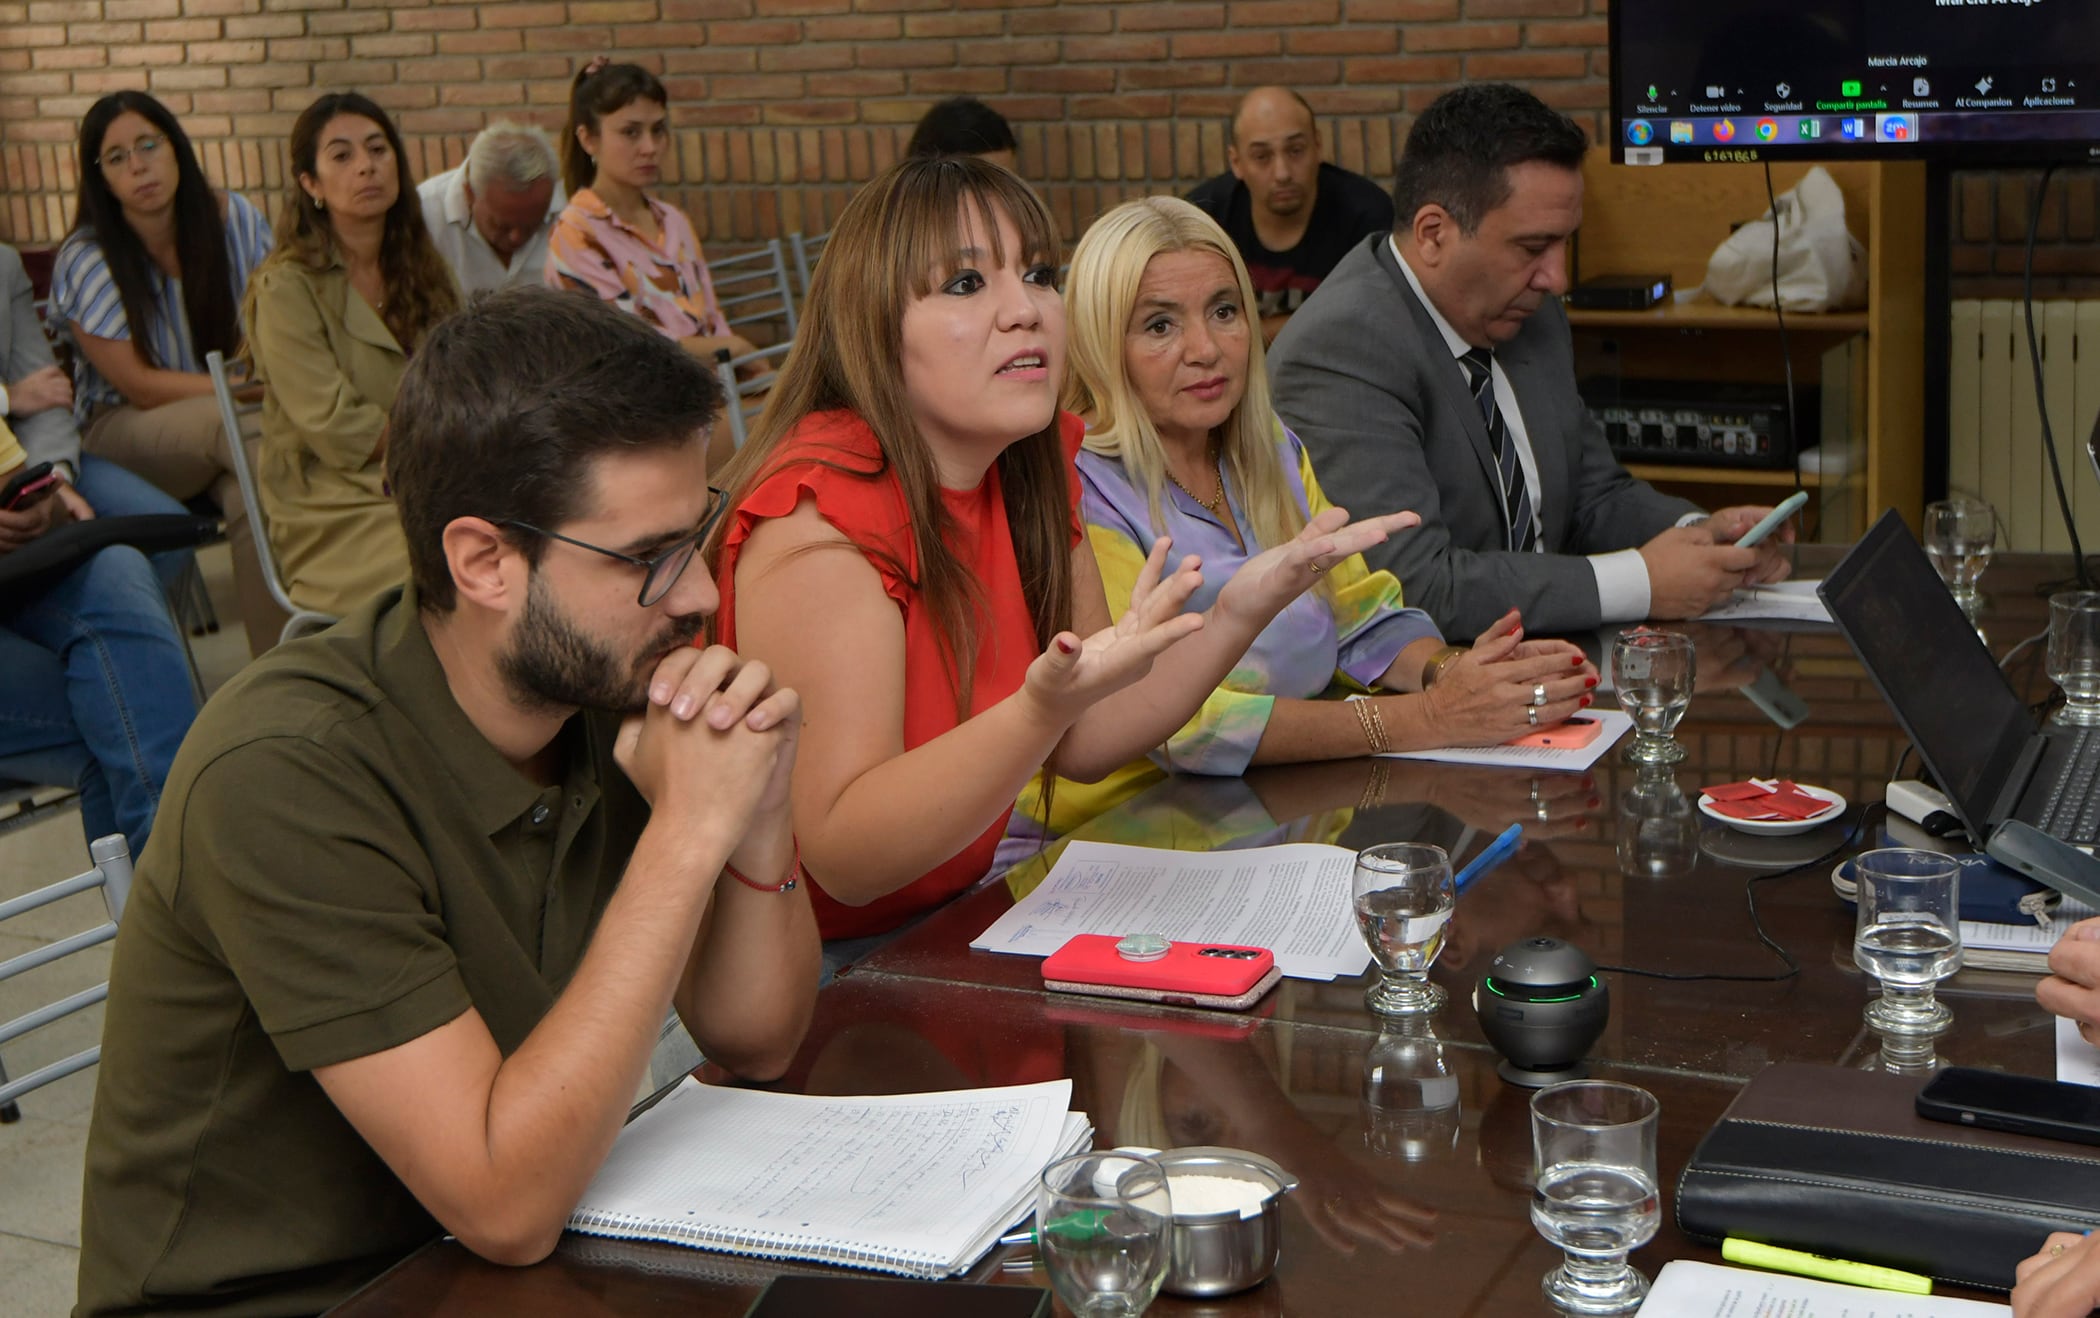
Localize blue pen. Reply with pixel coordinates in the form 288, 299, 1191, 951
1455, 824, 1524, 893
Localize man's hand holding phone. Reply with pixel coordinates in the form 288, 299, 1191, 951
0, 462, 77, 554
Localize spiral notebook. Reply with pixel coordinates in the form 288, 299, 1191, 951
566, 1078, 1092, 1279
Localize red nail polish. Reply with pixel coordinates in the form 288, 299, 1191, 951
1570, 656, 1584, 667
1585, 675, 1598, 688
1579, 695, 1593, 707
1056, 636, 1078, 655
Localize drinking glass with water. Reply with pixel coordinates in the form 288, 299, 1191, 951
1530, 1080, 1661, 1315
1611, 630, 1694, 767
1036, 1152, 1171, 1318
2049, 591, 2100, 726
1852, 848, 1961, 1037
1353, 842, 1455, 1016
1924, 497, 1995, 609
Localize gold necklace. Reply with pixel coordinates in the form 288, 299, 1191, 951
1167, 452, 1227, 517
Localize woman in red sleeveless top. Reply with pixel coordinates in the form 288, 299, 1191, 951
709, 157, 1414, 957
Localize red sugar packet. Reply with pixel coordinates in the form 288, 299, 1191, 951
1703, 781, 1770, 802
1707, 798, 1787, 821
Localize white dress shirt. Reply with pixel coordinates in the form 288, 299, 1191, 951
417, 165, 565, 297
1391, 238, 1686, 623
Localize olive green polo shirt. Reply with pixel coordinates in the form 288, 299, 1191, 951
77, 585, 650, 1317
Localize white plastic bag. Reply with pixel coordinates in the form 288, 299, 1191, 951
1699, 166, 1866, 312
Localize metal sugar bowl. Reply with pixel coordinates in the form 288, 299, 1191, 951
1153, 1146, 1300, 1297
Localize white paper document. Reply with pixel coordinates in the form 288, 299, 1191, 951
2058, 1015, 2100, 1087
970, 840, 1371, 980
1699, 580, 1834, 624
1639, 1260, 2009, 1316
1379, 707, 1632, 773
1960, 897, 2096, 972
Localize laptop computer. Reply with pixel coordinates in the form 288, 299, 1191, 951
1819, 509, 2100, 901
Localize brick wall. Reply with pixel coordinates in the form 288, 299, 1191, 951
1, 0, 2090, 298
0, 0, 1609, 250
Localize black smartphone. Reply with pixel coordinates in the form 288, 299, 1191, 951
0, 461, 56, 511
1916, 1066, 2100, 1147
744, 1276, 1050, 1318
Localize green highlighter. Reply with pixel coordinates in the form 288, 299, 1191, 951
1722, 1238, 1933, 1294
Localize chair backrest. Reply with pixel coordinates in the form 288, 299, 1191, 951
205, 350, 337, 647
713, 341, 795, 450
0, 834, 131, 1110
787, 230, 829, 301
707, 239, 797, 339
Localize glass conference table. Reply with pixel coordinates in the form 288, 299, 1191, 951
333, 551, 2069, 1316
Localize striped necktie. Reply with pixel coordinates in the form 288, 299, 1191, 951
1458, 347, 1537, 554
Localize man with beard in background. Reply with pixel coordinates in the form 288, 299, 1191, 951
77, 287, 820, 1316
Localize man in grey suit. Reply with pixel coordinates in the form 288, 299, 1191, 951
1270, 85, 1790, 638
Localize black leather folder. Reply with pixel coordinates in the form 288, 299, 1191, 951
1676, 1062, 2100, 1291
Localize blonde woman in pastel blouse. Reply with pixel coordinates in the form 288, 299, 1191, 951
546, 63, 755, 368
1036, 196, 1596, 828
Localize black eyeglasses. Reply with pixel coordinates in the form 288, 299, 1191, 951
500, 487, 729, 607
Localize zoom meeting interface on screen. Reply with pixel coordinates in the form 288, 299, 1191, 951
1614, 0, 2100, 163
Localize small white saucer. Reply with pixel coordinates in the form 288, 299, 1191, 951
1697, 783, 1847, 836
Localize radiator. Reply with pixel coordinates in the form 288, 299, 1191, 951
1948, 299, 2100, 553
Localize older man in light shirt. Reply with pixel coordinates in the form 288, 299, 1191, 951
418, 121, 565, 296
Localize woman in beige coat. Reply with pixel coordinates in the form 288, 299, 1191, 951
244, 91, 458, 616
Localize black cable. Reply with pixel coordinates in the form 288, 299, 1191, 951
2022, 164, 2093, 590
1596, 803, 1881, 985
1762, 161, 1808, 549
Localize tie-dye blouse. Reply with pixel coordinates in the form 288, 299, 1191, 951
1023, 427, 1441, 833
544, 187, 729, 341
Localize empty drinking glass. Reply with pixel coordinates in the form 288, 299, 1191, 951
1611, 630, 1695, 767
1530, 1081, 1661, 1315
1924, 497, 1995, 608
1353, 842, 1455, 1016
2049, 591, 2100, 726
1037, 1152, 1172, 1318
1852, 848, 1961, 1037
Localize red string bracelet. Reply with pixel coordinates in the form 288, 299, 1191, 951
724, 840, 800, 893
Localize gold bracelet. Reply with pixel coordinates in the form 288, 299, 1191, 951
1421, 644, 1468, 689
1352, 697, 1392, 755
1358, 760, 1391, 812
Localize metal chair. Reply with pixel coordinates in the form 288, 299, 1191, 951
205, 350, 335, 647
787, 230, 829, 302
714, 342, 795, 450
0, 833, 131, 1122
707, 239, 798, 341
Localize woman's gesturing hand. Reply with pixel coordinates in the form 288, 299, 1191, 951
1421, 610, 1597, 747
1213, 505, 1422, 629
1021, 535, 1206, 729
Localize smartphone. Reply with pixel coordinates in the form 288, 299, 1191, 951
1505, 713, 1603, 750
0, 461, 56, 512
745, 1276, 1050, 1318
1915, 1066, 2100, 1147
1734, 490, 1810, 549
1042, 934, 1280, 1011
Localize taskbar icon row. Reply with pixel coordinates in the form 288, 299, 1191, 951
1624, 113, 1917, 149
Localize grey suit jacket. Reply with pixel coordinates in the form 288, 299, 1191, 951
0, 244, 82, 473
1269, 235, 1698, 636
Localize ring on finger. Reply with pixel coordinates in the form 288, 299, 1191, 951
1308, 557, 1327, 575
1536, 801, 1551, 821
2054, 1242, 2069, 1257
1527, 706, 1540, 727
1531, 683, 1549, 707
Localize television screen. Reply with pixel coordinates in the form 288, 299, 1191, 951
1610, 0, 2100, 165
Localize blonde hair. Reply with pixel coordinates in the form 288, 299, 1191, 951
1063, 196, 1313, 591
708, 156, 1072, 717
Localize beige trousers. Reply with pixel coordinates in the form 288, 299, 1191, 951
84, 395, 289, 656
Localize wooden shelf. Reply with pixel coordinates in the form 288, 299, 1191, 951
1625, 463, 1820, 488
1567, 303, 1869, 333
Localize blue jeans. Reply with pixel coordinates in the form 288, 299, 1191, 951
0, 457, 198, 855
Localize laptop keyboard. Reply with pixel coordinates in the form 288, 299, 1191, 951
2034, 725, 2100, 845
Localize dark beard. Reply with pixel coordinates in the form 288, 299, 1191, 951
497, 573, 704, 714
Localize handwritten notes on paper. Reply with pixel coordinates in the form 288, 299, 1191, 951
971, 840, 1371, 980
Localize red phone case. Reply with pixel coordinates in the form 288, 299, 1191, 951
1504, 714, 1603, 750
3, 472, 57, 512
1042, 935, 1279, 1011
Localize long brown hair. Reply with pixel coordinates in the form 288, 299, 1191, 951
710, 155, 1073, 717
253, 91, 458, 352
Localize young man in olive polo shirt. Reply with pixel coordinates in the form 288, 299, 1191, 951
76, 287, 821, 1316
